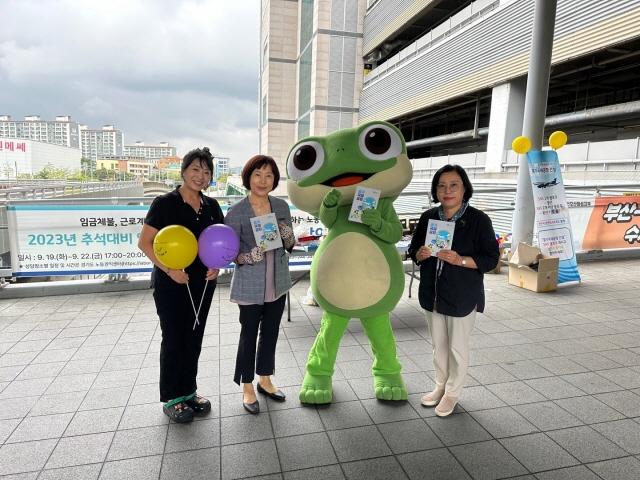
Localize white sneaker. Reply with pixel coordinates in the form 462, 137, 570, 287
420, 389, 445, 407
435, 395, 458, 417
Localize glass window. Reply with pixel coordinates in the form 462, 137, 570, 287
298, 114, 310, 140
300, 0, 314, 53
262, 95, 267, 126
262, 41, 268, 72
298, 46, 312, 117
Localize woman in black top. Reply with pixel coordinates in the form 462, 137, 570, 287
138, 147, 224, 423
408, 164, 499, 417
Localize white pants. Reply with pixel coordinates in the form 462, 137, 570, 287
426, 309, 476, 398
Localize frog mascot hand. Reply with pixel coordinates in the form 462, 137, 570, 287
286, 121, 413, 404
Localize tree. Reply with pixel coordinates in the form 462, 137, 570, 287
93, 168, 109, 181
80, 157, 95, 178
34, 163, 70, 179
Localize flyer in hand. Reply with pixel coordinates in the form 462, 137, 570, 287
425, 219, 455, 256
250, 213, 282, 251
348, 186, 381, 223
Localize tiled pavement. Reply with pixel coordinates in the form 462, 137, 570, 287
1, 259, 640, 479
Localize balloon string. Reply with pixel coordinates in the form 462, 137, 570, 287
185, 282, 198, 329
193, 279, 209, 331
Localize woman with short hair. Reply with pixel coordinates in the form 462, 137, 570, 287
408, 164, 499, 417
225, 155, 294, 414
138, 147, 224, 423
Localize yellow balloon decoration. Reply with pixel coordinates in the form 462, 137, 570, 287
512, 136, 532, 154
549, 130, 568, 150
153, 225, 198, 270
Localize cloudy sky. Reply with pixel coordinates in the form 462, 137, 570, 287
0, 0, 260, 167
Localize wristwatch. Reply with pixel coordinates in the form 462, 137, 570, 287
460, 257, 467, 266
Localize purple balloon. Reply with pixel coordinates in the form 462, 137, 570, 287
198, 224, 240, 269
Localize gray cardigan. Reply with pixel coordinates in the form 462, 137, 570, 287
224, 196, 293, 304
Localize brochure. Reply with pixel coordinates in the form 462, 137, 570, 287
250, 213, 282, 252
425, 219, 455, 256
348, 186, 381, 223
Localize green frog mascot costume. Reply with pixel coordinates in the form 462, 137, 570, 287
286, 121, 412, 404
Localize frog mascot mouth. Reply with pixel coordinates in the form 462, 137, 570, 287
286, 121, 413, 404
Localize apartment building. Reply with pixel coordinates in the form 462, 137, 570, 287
79, 125, 124, 161
123, 141, 176, 160
0, 115, 80, 149
214, 156, 230, 179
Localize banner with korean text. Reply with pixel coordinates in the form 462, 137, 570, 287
8, 205, 152, 276
581, 195, 640, 249
527, 150, 581, 283
7, 199, 412, 277
7, 202, 325, 277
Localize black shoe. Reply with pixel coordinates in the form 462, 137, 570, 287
243, 400, 260, 414
185, 394, 211, 416
257, 382, 286, 402
163, 402, 194, 423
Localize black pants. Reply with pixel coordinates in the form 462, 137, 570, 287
234, 295, 286, 385
154, 280, 216, 402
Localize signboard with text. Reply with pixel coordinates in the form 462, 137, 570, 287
7, 201, 326, 277
0, 141, 27, 152
7, 205, 151, 276
581, 195, 640, 249
527, 150, 581, 283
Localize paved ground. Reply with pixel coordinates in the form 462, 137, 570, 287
1, 259, 640, 479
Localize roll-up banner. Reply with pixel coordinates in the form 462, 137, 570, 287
527, 150, 581, 283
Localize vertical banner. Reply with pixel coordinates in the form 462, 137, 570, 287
527, 150, 581, 283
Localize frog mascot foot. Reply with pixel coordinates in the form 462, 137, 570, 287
374, 373, 408, 401
299, 373, 333, 404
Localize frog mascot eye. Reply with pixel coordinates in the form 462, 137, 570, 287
358, 123, 403, 161
287, 140, 325, 181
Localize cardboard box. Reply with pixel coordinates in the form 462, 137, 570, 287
508, 242, 559, 292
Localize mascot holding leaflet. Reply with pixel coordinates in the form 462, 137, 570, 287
286, 121, 413, 404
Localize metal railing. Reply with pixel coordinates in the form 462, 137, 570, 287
0, 180, 142, 201
0, 182, 144, 276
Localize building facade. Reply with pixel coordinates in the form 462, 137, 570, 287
362, 0, 640, 172
261, 0, 640, 177
123, 141, 176, 160
259, 0, 367, 170
79, 125, 124, 161
96, 158, 152, 178
0, 115, 80, 149
214, 156, 230, 179
0, 139, 82, 179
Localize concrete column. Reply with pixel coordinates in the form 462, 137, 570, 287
485, 77, 526, 173
512, 0, 557, 247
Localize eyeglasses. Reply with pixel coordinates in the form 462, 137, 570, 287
436, 183, 461, 192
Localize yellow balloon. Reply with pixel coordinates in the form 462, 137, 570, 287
549, 130, 568, 150
512, 136, 532, 154
153, 225, 198, 270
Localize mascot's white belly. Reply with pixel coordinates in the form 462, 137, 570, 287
316, 232, 390, 311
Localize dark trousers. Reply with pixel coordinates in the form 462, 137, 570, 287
234, 295, 286, 385
154, 281, 216, 402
